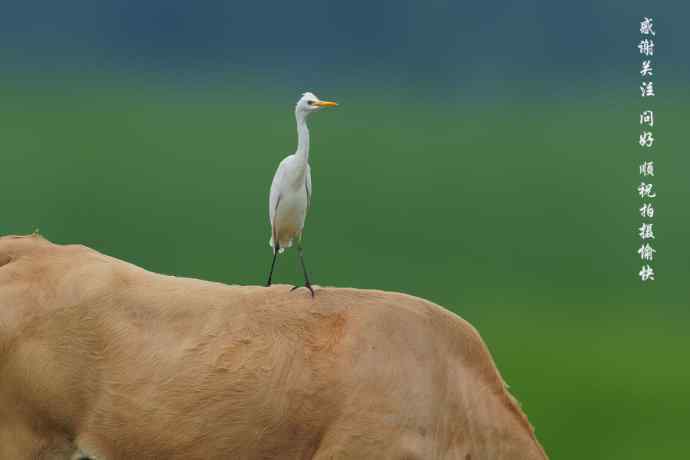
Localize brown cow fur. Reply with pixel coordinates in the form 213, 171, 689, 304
0, 234, 548, 459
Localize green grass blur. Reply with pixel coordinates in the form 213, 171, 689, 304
1, 81, 688, 459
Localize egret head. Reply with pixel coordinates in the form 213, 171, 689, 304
295, 92, 337, 116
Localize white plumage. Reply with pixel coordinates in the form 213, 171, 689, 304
265, 92, 337, 294
268, 157, 311, 253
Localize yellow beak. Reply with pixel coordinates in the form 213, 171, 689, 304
314, 100, 338, 107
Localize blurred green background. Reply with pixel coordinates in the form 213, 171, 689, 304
1, 2, 688, 458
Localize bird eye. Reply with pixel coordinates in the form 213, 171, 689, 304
307, 100, 314, 106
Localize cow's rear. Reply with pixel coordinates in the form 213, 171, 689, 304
0, 234, 547, 459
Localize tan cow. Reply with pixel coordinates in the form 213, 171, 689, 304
0, 234, 547, 459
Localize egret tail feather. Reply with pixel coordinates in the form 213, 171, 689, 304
269, 237, 287, 254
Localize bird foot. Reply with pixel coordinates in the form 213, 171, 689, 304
290, 283, 315, 297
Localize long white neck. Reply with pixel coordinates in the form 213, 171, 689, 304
295, 110, 310, 165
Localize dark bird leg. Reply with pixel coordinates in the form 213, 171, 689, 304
266, 243, 280, 287
290, 241, 314, 297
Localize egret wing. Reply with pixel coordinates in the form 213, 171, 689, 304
269, 157, 289, 227
305, 164, 312, 210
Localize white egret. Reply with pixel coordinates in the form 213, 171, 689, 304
265, 92, 337, 296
